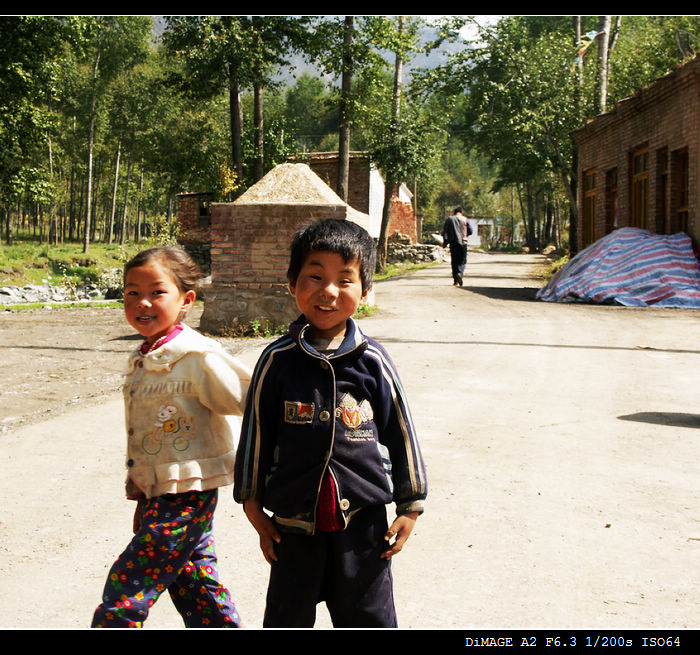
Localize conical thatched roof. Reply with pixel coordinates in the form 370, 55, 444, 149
235, 163, 345, 205
234, 163, 371, 233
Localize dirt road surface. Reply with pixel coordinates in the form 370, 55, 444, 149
1, 251, 698, 630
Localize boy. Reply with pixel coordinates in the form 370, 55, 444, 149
234, 218, 427, 627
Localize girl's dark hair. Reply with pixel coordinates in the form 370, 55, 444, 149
287, 219, 376, 293
123, 246, 201, 293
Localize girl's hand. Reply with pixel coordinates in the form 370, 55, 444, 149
381, 512, 419, 560
243, 500, 281, 564
132, 499, 145, 534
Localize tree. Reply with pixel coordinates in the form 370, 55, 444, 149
338, 16, 354, 201
68, 16, 151, 252
376, 16, 407, 271
595, 16, 621, 114
0, 16, 66, 243
417, 17, 583, 252
283, 73, 338, 152
309, 16, 399, 202
163, 16, 311, 188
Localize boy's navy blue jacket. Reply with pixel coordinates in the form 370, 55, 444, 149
233, 316, 427, 535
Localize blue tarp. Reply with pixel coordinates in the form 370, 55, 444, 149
536, 228, 700, 308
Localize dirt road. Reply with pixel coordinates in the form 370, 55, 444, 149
1, 251, 698, 630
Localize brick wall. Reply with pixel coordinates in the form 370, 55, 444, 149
302, 152, 418, 243
574, 57, 700, 251
200, 202, 348, 334
177, 193, 212, 274
387, 194, 417, 243
301, 153, 371, 215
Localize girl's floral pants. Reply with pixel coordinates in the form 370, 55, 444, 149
91, 489, 242, 628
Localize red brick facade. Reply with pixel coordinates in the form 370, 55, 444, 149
296, 152, 418, 243
296, 152, 372, 215
209, 202, 346, 288
388, 193, 418, 243
574, 55, 700, 251
176, 192, 213, 273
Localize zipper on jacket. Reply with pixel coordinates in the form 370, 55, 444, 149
309, 351, 337, 535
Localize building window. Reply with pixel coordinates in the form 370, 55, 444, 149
605, 169, 618, 234
674, 148, 689, 234
631, 148, 649, 229
198, 198, 212, 228
583, 170, 596, 246
657, 148, 668, 234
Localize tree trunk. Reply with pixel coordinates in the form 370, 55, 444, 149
337, 16, 354, 202
376, 16, 405, 273
136, 161, 144, 242
83, 42, 101, 253
108, 136, 121, 244
120, 148, 133, 245
377, 177, 395, 272
596, 16, 612, 114
253, 84, 264, 182
3, 205, 12, 245
228, 71, 243, 183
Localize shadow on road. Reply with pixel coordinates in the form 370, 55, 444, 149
462, 285, 539, 301
618, 411, 700, 429
373, 336, 700, 355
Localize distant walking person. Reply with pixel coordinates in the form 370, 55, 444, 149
443, 207, 472, 286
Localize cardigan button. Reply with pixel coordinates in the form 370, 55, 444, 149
127, 459, 134, 467
339, 499, 350, 511
320, 361, 329, 369
319, 410, 330, 422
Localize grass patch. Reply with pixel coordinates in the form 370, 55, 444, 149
354, 302, 379, 319
2, 300, 123, 311
374, 260, 438, 281
542, 254, 570, 282
0, 239, 144, 287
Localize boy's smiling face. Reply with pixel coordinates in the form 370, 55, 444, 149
289, 249, 368, 339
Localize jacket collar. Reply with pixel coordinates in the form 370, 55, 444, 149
125, 323, 212, 374
290, 315, 367, 360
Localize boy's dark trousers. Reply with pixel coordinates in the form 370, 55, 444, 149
263, 504, 398, 627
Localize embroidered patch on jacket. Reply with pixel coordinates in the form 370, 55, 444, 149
140, 403, 198, 455
284, 400, 315, 424
336, 393, 373, 429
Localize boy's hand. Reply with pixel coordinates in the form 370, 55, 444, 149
381, 512, 419, 560
243, 500, 281, 564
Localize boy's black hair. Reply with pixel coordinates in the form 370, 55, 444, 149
287, 219, 376, 293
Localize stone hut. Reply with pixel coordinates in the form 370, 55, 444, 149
200, 163, 372, 335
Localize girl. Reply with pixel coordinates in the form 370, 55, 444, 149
92, 246, 251, 628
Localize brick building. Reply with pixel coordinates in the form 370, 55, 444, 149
574, 54, 699, 252
176, 192, 214, 274
199, 163, 373, 335
292, 151, 418, 243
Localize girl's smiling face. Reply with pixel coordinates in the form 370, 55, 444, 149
123, 259, 195, 344
289, 250, 368, 339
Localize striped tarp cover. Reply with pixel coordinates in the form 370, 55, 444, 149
536, 228, 700, 308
